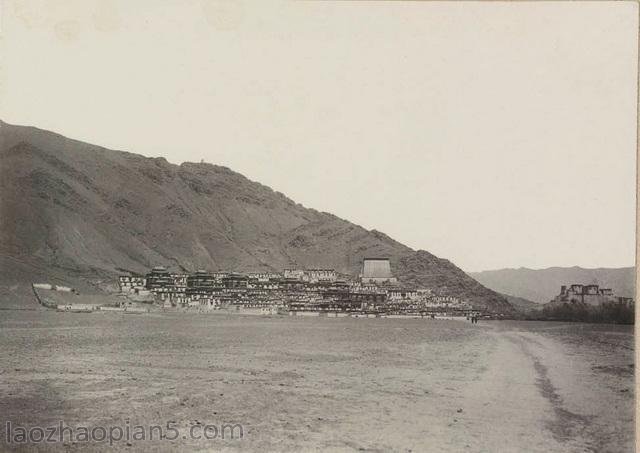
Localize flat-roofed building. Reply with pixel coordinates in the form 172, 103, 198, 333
283, 269, 305, 280
248, 272, 282, 283
118, 275, 146, 293
186, 270, 217, 297
387, 288, 419, 301
306, 269, 337, 283
551, 284, 619, 306
222, 273, 248, 289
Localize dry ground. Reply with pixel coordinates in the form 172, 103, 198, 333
0, 312, 634, 452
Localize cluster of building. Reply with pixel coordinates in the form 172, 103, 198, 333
550, 284, 634, 307
117, 258, 474, 316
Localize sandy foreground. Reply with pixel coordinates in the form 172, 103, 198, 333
0, 311, 634, 452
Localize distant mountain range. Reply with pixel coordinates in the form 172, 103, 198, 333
0, 120, 514, 313
470, 266, 636, 305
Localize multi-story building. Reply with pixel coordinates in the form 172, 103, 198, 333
118, 275, 146, 293
187, 270, 216, 291
145, 267, 173, 290
222, 273, 248, 289
387, 288, 419, 301
551, 284, 620, 307
283, 269, 305, 280
305, 269, 337, 283
182, 270, 218, 305
248, 272, 281, 283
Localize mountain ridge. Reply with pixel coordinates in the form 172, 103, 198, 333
0, 120, 513, 313
470, 266, 635, 304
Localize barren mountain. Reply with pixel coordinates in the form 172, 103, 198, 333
0, 120, 513, 313
470, 266, 635, 304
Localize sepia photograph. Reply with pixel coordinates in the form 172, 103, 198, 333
0, 1, 637, 452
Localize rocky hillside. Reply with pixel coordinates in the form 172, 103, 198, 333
0, 120, 513, 313
470, 266, 635, 304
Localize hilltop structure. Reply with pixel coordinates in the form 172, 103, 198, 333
549, 284, 633, 307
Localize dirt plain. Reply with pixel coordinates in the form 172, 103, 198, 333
0, 311, 634, 452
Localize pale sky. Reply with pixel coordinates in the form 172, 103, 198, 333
0, 1, 637, 272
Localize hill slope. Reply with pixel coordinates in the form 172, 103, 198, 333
501, 294, 541, 313
470, 267, 635, 304
0, 120, 513, 313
